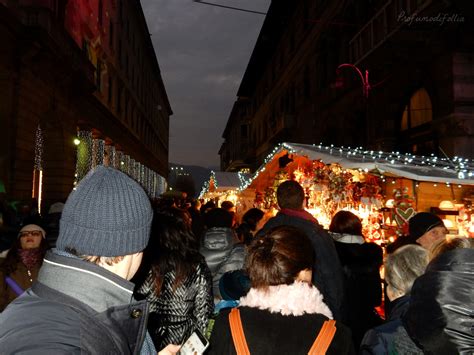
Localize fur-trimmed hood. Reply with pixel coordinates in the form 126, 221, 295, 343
239, 281, 333, 318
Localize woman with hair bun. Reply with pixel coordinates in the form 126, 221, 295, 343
208, 225, 354, 354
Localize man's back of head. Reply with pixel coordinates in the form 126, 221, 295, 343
277, 180, 305, 210
0, 166, 154, 354
57, 165, 153, 279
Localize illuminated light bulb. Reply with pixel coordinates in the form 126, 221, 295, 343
73, 138, 81, 146
442, 219, 454, 228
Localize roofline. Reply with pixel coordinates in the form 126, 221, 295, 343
136, 1, 173, 116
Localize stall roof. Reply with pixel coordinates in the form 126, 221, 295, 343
241, 142, 474, 190
212, 172, 248, 190
200, 171, 250, 198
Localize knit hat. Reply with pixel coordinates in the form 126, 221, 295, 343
18, 224, 46, 239
57, 166, 153, 257
48, 202, 64, 214
409, 212, 445, 240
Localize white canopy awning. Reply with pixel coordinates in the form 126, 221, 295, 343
242, 143, 474, 189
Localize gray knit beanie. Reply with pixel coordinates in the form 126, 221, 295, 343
57, 166, 153, 256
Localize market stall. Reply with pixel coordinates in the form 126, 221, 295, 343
238, 143, 474, 244
199, 171, 249, 212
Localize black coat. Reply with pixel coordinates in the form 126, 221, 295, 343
209, 306, 355, 355
404, 249, 474, 354
257, 212, 345, 320
0, 252, 149, 354
332, 235, 384, 347
360, 295, 422, 354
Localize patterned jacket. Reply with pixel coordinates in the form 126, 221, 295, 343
136, 258, 214, 350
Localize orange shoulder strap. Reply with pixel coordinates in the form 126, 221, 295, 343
308, 319, 337, 355
228, 308, 251, 355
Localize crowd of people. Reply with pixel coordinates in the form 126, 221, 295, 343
0, 166, 472, 354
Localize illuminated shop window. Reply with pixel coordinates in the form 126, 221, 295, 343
401, 88, 432, 130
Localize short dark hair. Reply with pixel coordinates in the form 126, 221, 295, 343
242, 208, 264, 231
245, 226, 313, 289
329, 210, 363, 236
204, 208, 233, 228
220, 200, 234, 211
64, 247, 124, 266
276, 180, 305, 209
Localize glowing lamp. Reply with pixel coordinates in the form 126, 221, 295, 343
439, 200, 455, 210
442, 219, 454, 228
73, 138, 81, 146
385, 199, 395, 208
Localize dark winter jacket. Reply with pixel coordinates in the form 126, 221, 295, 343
0, 260, 41, 311
136, 258, 214, 349
200, 227, 246, 299
330, 232, 383, 347
208, 282, 354, 355
0, 251, 149, 354
235, 223, 253, 245
257, 212, 345, 320
360, 295, 422, 354
404, 249, 474, 354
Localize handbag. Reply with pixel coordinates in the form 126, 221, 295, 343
228, 307, 337, 355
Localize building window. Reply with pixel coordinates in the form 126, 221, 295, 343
117, 87, 122, 114
108, 76, 113, 103
109, 21, 114, 49
96, 60, 102, 92
98, 0, 103, 26
401, 88, 432, 130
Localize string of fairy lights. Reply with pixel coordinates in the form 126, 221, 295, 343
199, 171, 218, 199
72, 131, 166, 197
238, 142, 474, 191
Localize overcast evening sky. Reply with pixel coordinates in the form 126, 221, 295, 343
141, 0, 271, 168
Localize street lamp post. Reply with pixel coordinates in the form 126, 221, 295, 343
336, 63, 371, 99
335, 63, 372, 144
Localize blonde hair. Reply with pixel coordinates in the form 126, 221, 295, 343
429, 237, 474, 261
385, 244, 428, 297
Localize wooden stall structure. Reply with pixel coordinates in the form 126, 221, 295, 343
199, 171, 250, 214
238, 143, 474, 244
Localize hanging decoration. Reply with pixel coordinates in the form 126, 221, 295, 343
32, 125, 44, 214
75, 130, 92, 185
392, 187, 416, 236
91, 138, 105, 168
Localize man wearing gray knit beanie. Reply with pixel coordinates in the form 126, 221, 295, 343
0, 166, 179, 354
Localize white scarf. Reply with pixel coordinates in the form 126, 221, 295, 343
239, 281, 333, 318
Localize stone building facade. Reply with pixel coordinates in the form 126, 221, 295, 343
220, 0, 474, 172
0, 0, 171, 212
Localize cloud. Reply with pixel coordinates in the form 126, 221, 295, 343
141, 0, 270, 168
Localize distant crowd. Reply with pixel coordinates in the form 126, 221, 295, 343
0, 166, 472, 354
